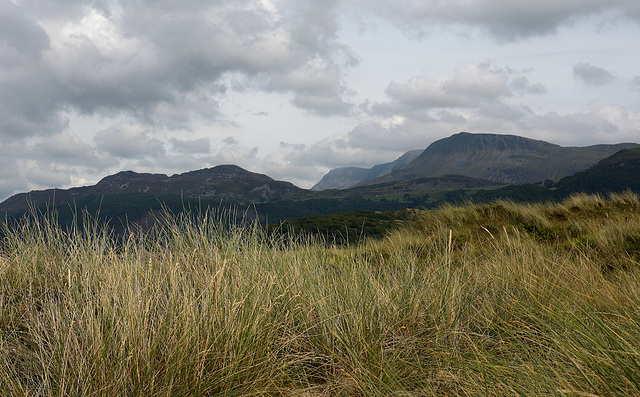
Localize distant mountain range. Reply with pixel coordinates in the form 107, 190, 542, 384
314, 132, 639, 189
2, 132, 639, 232
311, 150, 422, 190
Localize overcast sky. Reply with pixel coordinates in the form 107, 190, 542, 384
1, 0, 639, 200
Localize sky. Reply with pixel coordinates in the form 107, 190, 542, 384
1, 0, 639, 201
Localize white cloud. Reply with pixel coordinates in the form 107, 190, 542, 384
382, 60, 544, 112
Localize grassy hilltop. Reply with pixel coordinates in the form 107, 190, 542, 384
2, 192, 640, 396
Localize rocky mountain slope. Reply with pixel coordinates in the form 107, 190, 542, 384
311, 150, 422, 190
357, 132, 639, 186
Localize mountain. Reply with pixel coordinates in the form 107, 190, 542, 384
358, 132, 640, 186
3, 133, 640, 235
0, 165, 304, 214
311, 150, 422, 190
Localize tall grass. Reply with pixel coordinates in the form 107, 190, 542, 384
1, 193, 640, 396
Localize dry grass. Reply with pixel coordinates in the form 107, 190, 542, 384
1, 193, 640, 396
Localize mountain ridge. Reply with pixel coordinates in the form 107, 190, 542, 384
0, 164, 304, 213
2, 132, 640, 229
311, 150, 422, 190
357, 132, 639, 186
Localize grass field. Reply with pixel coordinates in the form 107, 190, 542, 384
1, 192, 640, 396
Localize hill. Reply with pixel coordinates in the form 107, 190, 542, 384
470, 147, 640, 205
358, 132, 639, 186
311, 150, 422, 190
0, 165, 304, 214
556, 147, 640, 195
2, 133, 639, 236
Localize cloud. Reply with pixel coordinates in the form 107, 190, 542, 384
629, 76, 640, 91
509, 76, 547, 95
93, 120, 165, 158
363, 0, 640, 41
0, 132, 115, 200
1, 0, 358, 141
385, 61, 510, 109
573, 63, 616, 86
223, 137, 240, 145
266, 57, 356, 116
0, 1, 49, 58
27, 131, 112, 168
0, 0, 363, 197
517, 105, 640, 145
279, 141, 306, 150
0, 0, 638, 199
170, 137, 211, 154
380, 60, 545, 117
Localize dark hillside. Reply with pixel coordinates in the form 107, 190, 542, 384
556, 148, 640, 195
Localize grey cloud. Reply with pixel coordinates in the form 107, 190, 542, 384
0, 0, 362, 199
289, 0, 341, 53
16, 162, 77, 191
522, 110, 619, 145
0, 132, 115, 201
94, 121, 165, 158
346, 121, 417, 152
364, 0, 638, 41
28, 131, 113, 168
437, 110, 468, 124
120, 153, 207, 177
2, 0, 357, 142
629, 76, 640, 91
170, 137, 211, 154
509, 76, 547, 95
573, 63, 616, 86
292, 94, 352, 116
223, 137, 240, 145
267, 59, 356, 115
0, 2, 66, 140
0, 0, 50, 58
280, 142, 306, 150
0, 142, 28, 200
477, 101, 528, 121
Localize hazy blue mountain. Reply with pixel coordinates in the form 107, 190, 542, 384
311, 150, 422, 190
